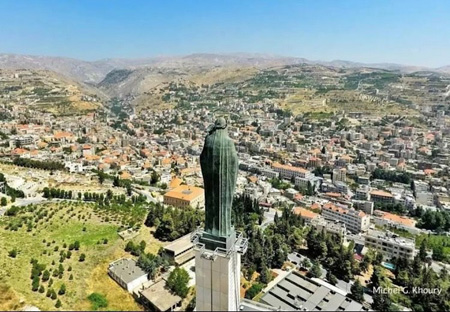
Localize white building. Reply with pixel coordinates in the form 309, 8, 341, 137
332, 167, 347, 183
272, 162, 313, 180
322, 203, 370, 233
363, 230, 416, 260
108, 258, 149, 292
260, 168, 279, 179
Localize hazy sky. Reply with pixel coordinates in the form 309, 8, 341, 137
0, 0, 449, 67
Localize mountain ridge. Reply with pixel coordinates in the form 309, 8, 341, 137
1, 52, 449, 84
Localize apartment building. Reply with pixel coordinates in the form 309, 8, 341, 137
363, 229, 416, 260
332, 167, 347, 183
272, 162, 313, 180
322, 203, 370, 233
370, 189, 395, 204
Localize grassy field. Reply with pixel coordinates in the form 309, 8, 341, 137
0, 201, 163, 311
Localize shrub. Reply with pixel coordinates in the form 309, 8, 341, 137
245, 283, 264, 299
58, 284, 66, 295
8, 249, 17, 258
87, 293, 108, 310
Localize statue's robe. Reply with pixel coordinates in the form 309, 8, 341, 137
200, 127, 238, 238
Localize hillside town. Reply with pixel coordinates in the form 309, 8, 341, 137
1, 63, 450, 312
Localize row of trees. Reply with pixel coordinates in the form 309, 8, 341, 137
13, 157, 65, 171
144, 203, 204, 241
43, 188, 73, 199
0, 173, 25, 198
42, 186, 147, 207
416, 208, 450, 232
374, 202, 407, 215
371, 168, 412, 185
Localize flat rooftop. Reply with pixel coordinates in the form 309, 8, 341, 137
260, 271, 368, 311
365, 229, 415, 248
108, 258, 147, 284
140, 279, 181, 312
163, 233, 194, 255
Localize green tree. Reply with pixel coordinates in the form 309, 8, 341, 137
350, 280, 364, 302
326, 271, 337, 285
32, 276, 40, 291
87, 293, 108, 310
8, 249, 17, 258
167, 267, 190, 298
113, 176, 120, 187
432, 245, 445, 261
302, 258, 311, 268
245, 283, 264, 299
372, 292, 392, 312
79, 253, 86, 262
98, 171, 105, 185
419, 240, 427, 261
42, 270, 50, 281
150, 171, 160, 185
1, 197, 7, 206
58, 284, 66, 295
259, 265, 272, 285
396, 270, 409, 287
308, 261, 322, 278
55, 299, 62, 308
370, 266, 384, 289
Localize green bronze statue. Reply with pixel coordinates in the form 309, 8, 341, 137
200, 117, 238, 239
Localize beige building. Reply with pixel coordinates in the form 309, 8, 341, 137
370, 189, 395, 204
332, 167, 347, 183
163, 184, 205, 208
272, 162, 313, 180
364, 229, 416, 260
322, 202, 370, 233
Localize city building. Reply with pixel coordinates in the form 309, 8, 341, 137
311, 217, 347, 238
293, 207, 319, 224
322, 203, 370, 233
272, 162, 313, 180
332, 167, 347, 183
370, 189, 395, 204
363, 229, 416, 260
372, 210, 419, 234
163, 184, 205, 208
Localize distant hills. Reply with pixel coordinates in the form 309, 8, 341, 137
1, 53, 449, 84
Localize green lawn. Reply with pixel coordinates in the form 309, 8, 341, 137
0, 201, 146, 311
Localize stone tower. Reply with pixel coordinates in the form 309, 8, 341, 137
191, 118, 248, 311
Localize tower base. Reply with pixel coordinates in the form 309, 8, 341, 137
191, 229, 248, 311
195, 248, 241, 311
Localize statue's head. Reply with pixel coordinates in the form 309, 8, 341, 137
215, 117, 227, 129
